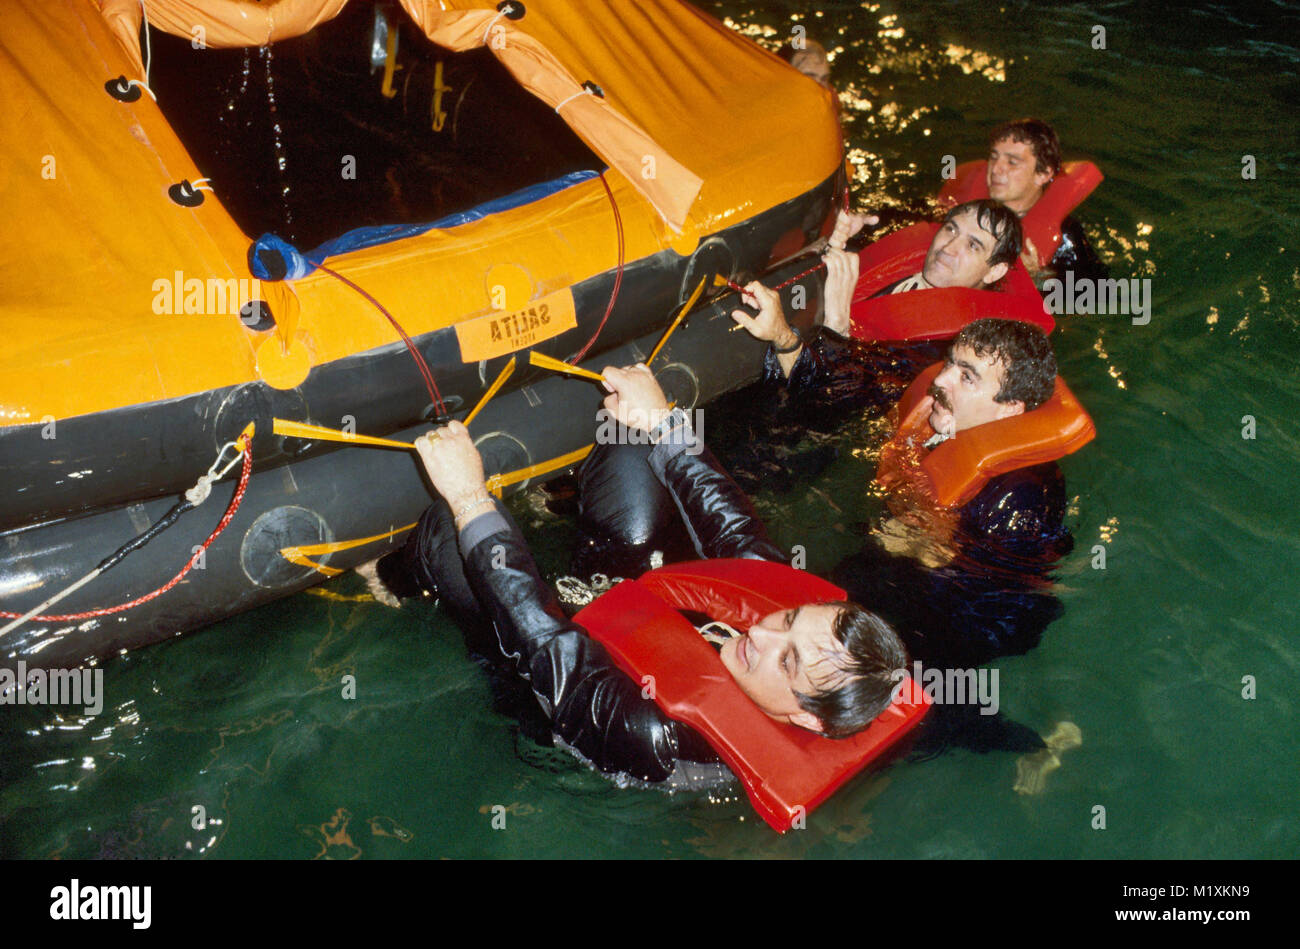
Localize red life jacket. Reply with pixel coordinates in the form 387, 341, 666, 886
575, 558, 930, 832
876, 362, 1096, 509
848, 222, 1054, 342
936, 160, 1103, 269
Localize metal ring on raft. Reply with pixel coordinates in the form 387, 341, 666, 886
652, 362, 700, 412
473, 431, 532, 491
679, 236, 737, 307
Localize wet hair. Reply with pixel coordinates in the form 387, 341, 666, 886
777, 38, 829, 63
988, 118, 1063, 179
794, 601, 909, 739
951, 318, 1057, 410
776, 39, 831, 83
943, 199, 1023, 268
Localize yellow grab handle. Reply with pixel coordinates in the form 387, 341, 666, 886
527, 351, 607, 384
649, 275, 708, 365
272, 418, 417, 452
464, 356, 517, 428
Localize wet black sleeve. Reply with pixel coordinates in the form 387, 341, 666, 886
1050, 215, 1107, 281
759, 329, 920, 426
956, 464, 1074, 569
647, 420, 786, 563
459, 516, 712, 781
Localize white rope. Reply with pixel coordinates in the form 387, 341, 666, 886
698, 621, 742, 646
1, 438, 246, 640
554, 88, 593, 113
0, 567, 103, 639
185, 438, 245, 506
482, 9, 508, 46
554, 573, 623, 608
126, 79, 157, 101
139, 0, 152, 85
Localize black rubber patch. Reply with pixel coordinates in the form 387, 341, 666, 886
239, 300, 276, 332
239, 505, 334, 589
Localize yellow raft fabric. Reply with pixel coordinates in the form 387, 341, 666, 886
0, 0, 841, 426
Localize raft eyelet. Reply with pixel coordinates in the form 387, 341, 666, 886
104, 76, 141, 102
168, 180, 204, 208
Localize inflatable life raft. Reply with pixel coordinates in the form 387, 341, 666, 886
0, 0, 847, 670
574, 559, 930, 832
877, 363, 1097, 509
936, 160, 1104, 270
847, 222, 1054, 342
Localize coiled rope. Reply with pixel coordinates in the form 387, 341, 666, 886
0, 433, 254, 634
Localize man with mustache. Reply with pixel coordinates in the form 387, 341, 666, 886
725, 285, 1077, 667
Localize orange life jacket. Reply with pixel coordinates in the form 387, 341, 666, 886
575, 558, 930, 833
848, 222, 1054, 342
936, 160, 1104, 269
876, 362, 1096, 509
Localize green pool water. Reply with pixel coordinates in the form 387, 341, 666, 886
2, 0, 1297, 859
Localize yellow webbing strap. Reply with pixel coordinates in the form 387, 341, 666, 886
280, 523, 417, 577
485, 444, 594, 497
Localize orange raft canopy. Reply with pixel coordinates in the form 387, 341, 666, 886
936, 160, 1104, 270
575, 559, 930, 832
1, 0, 844, 426
877, 363, 1097, 510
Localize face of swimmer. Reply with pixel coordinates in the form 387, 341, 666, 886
987, 136, 1053, 214
921, 207, 1011, 289
927, 343, 1025, 438
718, 603, 847, 733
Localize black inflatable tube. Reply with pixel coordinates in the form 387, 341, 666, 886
0, 261, 826, 671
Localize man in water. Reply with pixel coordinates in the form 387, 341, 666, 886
727, 301, 1075, 666
567, 330, 1082, 789
983, 118, 1104, 280
811, 199, 1024, 339
364, 364, 907, 784
777, 38, 833, 88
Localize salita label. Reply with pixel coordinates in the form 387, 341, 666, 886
455, 288, 577, 362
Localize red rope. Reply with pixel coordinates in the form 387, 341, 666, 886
316, 262, 447, 418
571, 171, 625, 364
721, 260, 827, 299
0, 438, 255, 622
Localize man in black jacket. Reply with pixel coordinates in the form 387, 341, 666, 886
370, 363, 907, 784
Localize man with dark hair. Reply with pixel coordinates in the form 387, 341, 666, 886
831, 318, 1075, 669
815, 200, 1022, 339
365, 363, 908, 784
925, 316, 1057, 440
726, 201, 1027, 431
986, 118, 1062, 215
984, 118, 1103, 280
